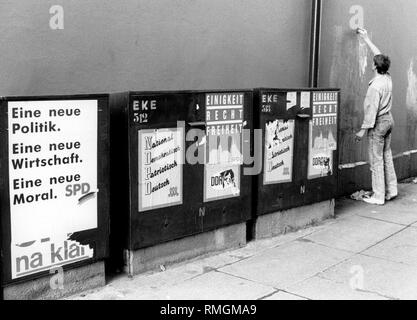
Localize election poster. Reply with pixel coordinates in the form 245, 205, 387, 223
204, 93, 244, 202
264, 119, 295, 185
308, 91, 338, 179
138, 127, 184, 212
7, 100, 98, 279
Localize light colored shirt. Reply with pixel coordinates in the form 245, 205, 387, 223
361, 73, 393, 129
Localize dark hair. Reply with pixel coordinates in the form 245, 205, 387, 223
373, 54, 391, 74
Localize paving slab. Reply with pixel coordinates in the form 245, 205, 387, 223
303, 215, 404, 253
357, 190, 417, 226
69, 285, 126, 300
181, 251, 243, 272
318, 254, 417, 300
357, 207, 417, 227
129, 271, 276, 300
362, 227, 417, 266
286, 274, 386, 300
225, 222, 336, 260
68, 263, 204, 300
262, 291, 307, 300
218, 241, 352, 289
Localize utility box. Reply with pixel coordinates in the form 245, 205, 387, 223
0, 94, 110, 299
252, 88, 340, 238
109, 90, 252, 275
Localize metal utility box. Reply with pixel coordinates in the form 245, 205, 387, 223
109, 90, 252, 269
253, 88, 340, 217
0, 94, 110, 287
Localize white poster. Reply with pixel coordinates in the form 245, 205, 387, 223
264, 119, 294, 185
8, 100, 98, 279
308, 91, 338, 179
204, 93, 243, 202
138, 127, 184, 212
286, 92, 297, 110
300, 92, 311, 110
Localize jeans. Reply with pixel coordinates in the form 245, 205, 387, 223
367, 113, 398, 201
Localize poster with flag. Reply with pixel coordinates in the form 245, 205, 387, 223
204, 93, 244, 202
308, 91, 338, 180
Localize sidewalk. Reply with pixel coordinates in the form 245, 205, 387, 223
69, 181, 417, 300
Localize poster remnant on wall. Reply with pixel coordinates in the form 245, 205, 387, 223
138, 127, 184, 212
308, 91, 338, 179
8, 100, 98, 279
264, 119, 295, 185
204, 93, 244, 202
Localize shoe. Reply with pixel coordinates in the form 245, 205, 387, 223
363, 196, 384, 205
385, 193, 398, 201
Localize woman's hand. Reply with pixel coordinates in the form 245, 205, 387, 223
357, 28, 369, 40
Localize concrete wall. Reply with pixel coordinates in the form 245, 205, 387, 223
319, 0, 417, 194
3, 0, 414, 195
0, 0, 311, 96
